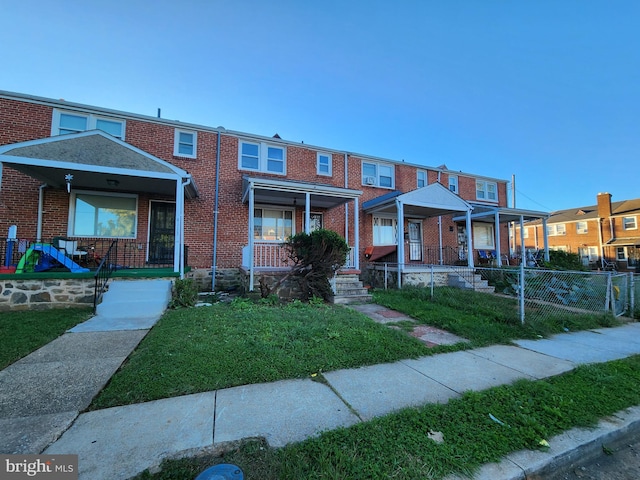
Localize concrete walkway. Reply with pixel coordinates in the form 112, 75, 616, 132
2, 299, 640, 479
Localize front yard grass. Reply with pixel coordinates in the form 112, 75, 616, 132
0, 307, 93, 369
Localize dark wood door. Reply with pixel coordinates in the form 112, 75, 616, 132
149, 202, 175, 264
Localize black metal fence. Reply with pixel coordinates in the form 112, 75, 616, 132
0, 237, 186, 272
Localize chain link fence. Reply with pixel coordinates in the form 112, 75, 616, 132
365, 263, 637, 323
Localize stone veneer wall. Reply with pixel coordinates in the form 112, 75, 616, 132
185, 267, 247, 293
0, 278, 95, 311
363, 266, 449, 289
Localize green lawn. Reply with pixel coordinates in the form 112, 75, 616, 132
0, 307, 93, 369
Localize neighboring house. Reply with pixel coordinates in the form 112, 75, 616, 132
0, 90, 548, 293
518, 192, 640, 271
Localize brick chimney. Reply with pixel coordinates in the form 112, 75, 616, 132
597, 192, 612, 218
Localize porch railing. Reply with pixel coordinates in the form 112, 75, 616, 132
245, 242, 357, 270
93, 240, 118, 312
0, 237, 186, 271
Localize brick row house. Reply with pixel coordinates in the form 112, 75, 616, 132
519, 192, 640, 271
0, 90, 548, 298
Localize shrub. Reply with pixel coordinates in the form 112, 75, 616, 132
541, 250, 587, 271
170, 278, 198, 308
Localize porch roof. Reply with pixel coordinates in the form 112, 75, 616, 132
452, 204, 549, 223
242, 175, 362, 209
0, 130, 199, 198
606, 237, 640, 246
362, 182, 473, 217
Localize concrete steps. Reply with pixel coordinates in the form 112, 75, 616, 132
447, 272, 495, 294
331, 273, 372, 304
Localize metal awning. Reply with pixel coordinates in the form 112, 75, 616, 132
606, 237, 640, 246
242, 175, 361, 209
0, 130, 199, 198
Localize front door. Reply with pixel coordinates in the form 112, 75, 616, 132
149, 201, 176, 264
408, 221, 422, 261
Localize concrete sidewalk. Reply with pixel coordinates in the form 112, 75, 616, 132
2, 300, 640, 479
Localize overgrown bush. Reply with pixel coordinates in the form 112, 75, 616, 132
259, 229, 349, 301
170, 278, 198, 308
541, 250, 587, 271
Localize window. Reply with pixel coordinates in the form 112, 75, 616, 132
546, 224, 566, 236
310, 213, 323, 232
240, 141, 286, 174
417, 170, 426, 188
253, 208, 293, 241
52, 110, 125, 139
449, 175, 458, 193
317, 153, 332, 176
174, 129, 197, 158
623, 216, 637, 230
362, 161, 394, 188
617, 247, 627, 261
576, 221, 588, 234
476, 180, 497, 201
373, 217, 397, 245
69, 192, 137, 238
523, 227, 529, 239
473, 223, 495, 249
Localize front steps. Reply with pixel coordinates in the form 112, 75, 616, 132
96, 279, 173, 320
331, 273, 372, 304
447, 272, 495, 293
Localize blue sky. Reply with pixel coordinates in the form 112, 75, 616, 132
1, 1, 638, 212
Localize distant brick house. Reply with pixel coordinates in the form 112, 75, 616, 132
518, 192, 640, 271
0, 90, 548, 292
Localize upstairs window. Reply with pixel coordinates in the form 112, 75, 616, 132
174, 129, 197, 158
240, 141, 286, 174
576, 221, 588, 234
449, 175, 458, 194
476, 180, 497, 201
52, 110, 125, 139
362, 161, 394, 188
547, 223, 567, 236
317, 152, 332, 176
623, 216, 637, 230
417, 170, 427, 188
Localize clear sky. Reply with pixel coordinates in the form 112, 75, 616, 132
1, 1, 638, 212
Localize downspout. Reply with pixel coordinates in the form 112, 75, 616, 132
437, 170, 443, 264
598, 217, 605, 268
344, 153, 349, 255
179, 177, 191, 278
37, 183, 47, 242
211, 130, 222, 292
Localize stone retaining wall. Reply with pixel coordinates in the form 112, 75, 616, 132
0, 278, 95, 311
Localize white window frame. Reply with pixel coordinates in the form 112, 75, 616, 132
576, 221, 588, 234
449, 175, 458, 193
523, 227, 529, 239
547, 224, 566, 236
417, 170, 427, 188
473, 223, 495, 249
373, 216, 397, 245
68, 191, 138, 238
617, 247, 627, 261
476, 180, 497, 202
253, 206, 294, 242
622, 216, 637, 230
316, 152, 332, 176
174, 129, 197, 158
52, 109, 125, 139
362, 161, 394, 188
239, 141, 286, 175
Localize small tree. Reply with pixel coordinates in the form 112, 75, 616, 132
259, 229, 349, 301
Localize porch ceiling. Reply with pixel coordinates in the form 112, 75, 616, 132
242, 175, 362, 209
362, 182, 473, 218
0, 131, 198, 198
453, 204, 549, 223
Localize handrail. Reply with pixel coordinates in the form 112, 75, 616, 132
93, 240, 118, 313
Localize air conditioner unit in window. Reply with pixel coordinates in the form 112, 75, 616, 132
364, 176, 376, 185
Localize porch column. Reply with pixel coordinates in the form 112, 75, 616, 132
305, 192, 311, 234
494, 212, 502, 266
396, 198, 404, 288
174, 177, 184, 275
542, 218, 550, 262
466, 209, 474, 268
248, 184, 255, 290
519, 215, 525, 265
354, 197, 359, 270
